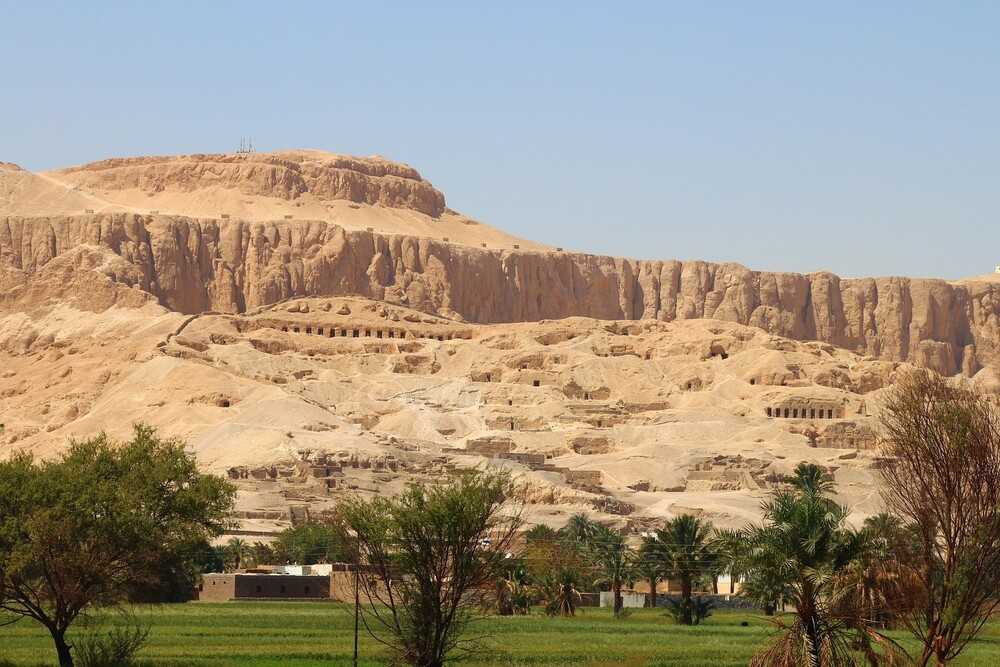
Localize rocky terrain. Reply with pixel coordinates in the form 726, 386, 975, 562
2, 150, 999, 536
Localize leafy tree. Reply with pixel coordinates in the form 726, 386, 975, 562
741, 464, 903, 666
343, 469, 522, 667
272, 519, 353, 565
128, 536, 220, 602
878, 371, 1000, 666
645, 514, 716, 624
523, 524, 558, 544
0, 425, 235, 667
249, 541, 275, 567
522, 522, 586, 591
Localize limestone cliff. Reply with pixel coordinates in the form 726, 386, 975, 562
3, 213, 998, 375
52, 151, 447, 217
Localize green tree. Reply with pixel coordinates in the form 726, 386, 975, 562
522, 520, 586, 594
741, 464, 902, 666
250, 541, 275, 567
714, 528, 748, 596
523, 524, 558, 544
224, 538, 250, 571
272, 520, 352, 565
128, 536, 220, 602
787, 462, 834, 495
343, 469, 522, 667
563, 513, 598, 543
636, 537, 666, 608
576, 519, 635, 617
646, 514, 716, 625
0, 425, 235, 667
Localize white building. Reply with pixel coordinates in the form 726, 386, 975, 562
599, 591, 647, 608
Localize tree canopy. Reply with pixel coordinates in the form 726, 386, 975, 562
271, 519, 354, 565
740, 464, 903, 666
0, 425, 235, 667
342, 468, 522, 667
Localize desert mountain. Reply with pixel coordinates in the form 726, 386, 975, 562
2, 150, 999, 533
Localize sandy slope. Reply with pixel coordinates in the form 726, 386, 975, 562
0, 293, 906, 532
0, 166, 128, 216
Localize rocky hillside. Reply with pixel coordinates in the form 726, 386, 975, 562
0, 294, 914, 530
3, 148, 1000, 533
2, 212, 999, 377
51, 151, 447, 217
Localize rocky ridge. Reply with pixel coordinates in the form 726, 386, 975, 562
2, 212, 999, 377
51, 151, 447, 217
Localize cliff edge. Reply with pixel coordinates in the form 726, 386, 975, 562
2, 212, 998, 376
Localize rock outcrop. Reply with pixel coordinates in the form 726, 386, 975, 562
3, 213, 999, 374
52, 151, 446, 217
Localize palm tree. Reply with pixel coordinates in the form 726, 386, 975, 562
563, 513, 598, 543
843, 513, 922, 631
496, 577, 515, 615
524, 523, 558, 544
741, 468, 906, 666
637, 537, 666, 608
788, 462, 834, 495
715, 528, 747, 595
647, 514, 716, 624
226, 538, 249, 571
535, 570, 583, 617
576, 519, 635, 617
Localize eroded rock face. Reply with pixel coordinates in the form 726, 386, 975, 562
52, 151, 446, 217
3, 213, 999, 373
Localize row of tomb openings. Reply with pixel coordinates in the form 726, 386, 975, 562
767, 406, 837, 419
281, 325, 456, 342
504, 418, 606, 430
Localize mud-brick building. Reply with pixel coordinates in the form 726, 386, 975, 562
197, 574, 330, 601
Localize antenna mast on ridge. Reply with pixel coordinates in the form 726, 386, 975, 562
237, 137, 256, 154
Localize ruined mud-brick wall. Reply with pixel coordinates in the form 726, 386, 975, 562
3, 213, 1000, 374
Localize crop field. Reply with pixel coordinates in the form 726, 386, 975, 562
3, 603, 1000, 666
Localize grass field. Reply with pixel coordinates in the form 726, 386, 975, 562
3, 603, 1000, 666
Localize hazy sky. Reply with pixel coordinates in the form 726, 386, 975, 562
3, 2, 998, 279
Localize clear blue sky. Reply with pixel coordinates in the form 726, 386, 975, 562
3, 2, 998, 279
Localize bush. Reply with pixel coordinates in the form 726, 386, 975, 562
74, 617, 149, 667
664, 595, 713, 625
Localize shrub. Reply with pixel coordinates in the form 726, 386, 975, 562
74, 616, 149, 667
664, 595, 713, 625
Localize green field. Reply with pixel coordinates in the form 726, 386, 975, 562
3, 603, 1000, 666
